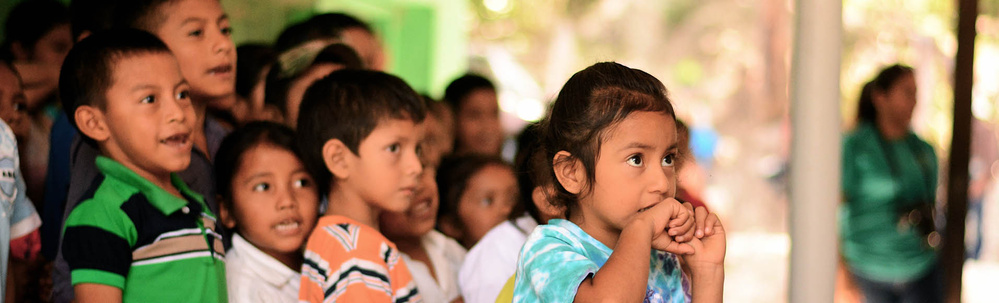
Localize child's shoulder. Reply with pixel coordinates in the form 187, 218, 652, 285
305, 215, 396, 258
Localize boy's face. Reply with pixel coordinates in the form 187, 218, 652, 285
154, 0, 236, 105
456, 88, 503, 156
0, 65, 28, 138
100, 52, 196, 180
341, 118, 424, 214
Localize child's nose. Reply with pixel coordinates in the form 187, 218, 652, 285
164, 96, 187, 123
648, 167, 672, 195
276, 188, 298, 210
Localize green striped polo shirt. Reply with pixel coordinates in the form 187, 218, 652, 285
62, 156, 227, 302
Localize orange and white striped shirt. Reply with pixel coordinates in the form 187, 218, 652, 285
299, 215, 421, 303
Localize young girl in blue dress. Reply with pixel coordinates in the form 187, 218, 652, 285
513, 62, 725, 303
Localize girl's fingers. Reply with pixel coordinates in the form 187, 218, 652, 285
694, 206, 708, 238
705, 212, 720, 235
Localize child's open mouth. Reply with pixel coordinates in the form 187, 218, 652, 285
208, 64, 233, 76
160, 133, 189, 147
274, 219, 301, 234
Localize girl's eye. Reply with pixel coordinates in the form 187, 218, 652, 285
176, 90, 190, 100
221, 26, 233, 36
662, 154, 675, 167
626, 154, 643, 167
480, 197, 494, 206
141, 95, 155, 104
188, 29, 203, 37
252, 183, 270, 192
293, 178, 311, 188
387, 143, 400, 153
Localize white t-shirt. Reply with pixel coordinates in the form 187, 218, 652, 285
225, 233, 301, 303
459, 214, 538, 303
401, 230, 467, 303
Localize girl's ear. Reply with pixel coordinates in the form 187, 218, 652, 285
218, 195, 237, 230
552, 151, 585, 194
75, 105, 110, 142
323, 139, 351, 179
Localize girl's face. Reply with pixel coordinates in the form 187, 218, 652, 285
222, 143, 319, 268
576, 111, 678, 246
874, 73, 917, 130
455, 88, 503, 156
0, 65, 28, 138
455, 163, 518, 247
380, 162, 440, 239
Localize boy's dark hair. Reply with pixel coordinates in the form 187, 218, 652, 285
264, 43, 364, 119
856, 64, 914, 124
70, 0, 117, 40
436, 154, 512, 229
513, 123, 548, 223
2, 0, 70, 59
443, 74, 495, 112
59, 29, 172, 135
274, 12, 373, 52
112, 0, 180, 32
296, 69, 426, 195
214, 121, 305, 212
235, 44, 276, 99
539, 62, 675, 218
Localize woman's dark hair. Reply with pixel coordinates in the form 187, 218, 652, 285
443, 74, 495, 112
264, 42, 363, 118
539, 62, 676, 218
2, 0, 70, 59
235, 44, 276, 99
214, 121, 305, 209
856, 64, 914, 123
436, 154, 512, 229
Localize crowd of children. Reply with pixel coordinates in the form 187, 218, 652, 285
0, 0, 725, 302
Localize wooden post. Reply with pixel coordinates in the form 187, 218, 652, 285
789, 0, 841, 301
943, 0, 977, 302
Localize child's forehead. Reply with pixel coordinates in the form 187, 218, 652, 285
0, 65, 22, 89
108, 52, 183, 90
157, 0, 226, 27
599, 111, 677, 148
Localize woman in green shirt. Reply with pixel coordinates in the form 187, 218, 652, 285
840, 64, 942, 303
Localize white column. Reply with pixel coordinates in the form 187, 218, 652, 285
789, 0, 841, 302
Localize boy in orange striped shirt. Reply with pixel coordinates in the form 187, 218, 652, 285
296, 69, 425, 302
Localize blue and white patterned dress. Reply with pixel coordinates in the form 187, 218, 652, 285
512, 219, 691, 303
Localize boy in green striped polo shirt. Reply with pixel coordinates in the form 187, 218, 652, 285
58, 29, 226, 302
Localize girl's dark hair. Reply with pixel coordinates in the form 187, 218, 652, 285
235, 44, 276, 99
539, 62, 676, 218
264, 42, 363, 118
274, 12, 373, 53
436, 154, 512, 229
443, 74, 495, 112
214, 121, 304, 210
2, 0, 70, 59
513, 123, 548, 223
856, 64, 914, 123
